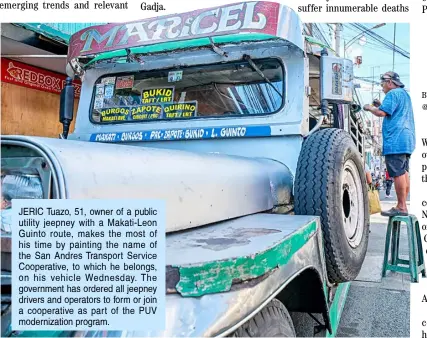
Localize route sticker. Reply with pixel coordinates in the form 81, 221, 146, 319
163, 101, 197, 119
141, 87, 174, 104
94, 96, 104, 109
96, 84, 105, 96
104, 84, 115, 99
116, 76, 134, 89
168, 71, 183, 82
101, 77, 116, 85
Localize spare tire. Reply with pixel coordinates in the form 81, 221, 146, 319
294, 128, 369, 284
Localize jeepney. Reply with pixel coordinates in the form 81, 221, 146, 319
1, 1, 369, 337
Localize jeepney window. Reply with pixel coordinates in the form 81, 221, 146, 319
90, 58, 285, 124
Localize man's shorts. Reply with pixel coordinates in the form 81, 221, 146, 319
385, 154, 410, 178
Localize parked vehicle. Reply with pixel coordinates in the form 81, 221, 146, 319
1, 2, 369, 336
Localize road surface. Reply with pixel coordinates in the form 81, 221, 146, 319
337, 186, 411, 337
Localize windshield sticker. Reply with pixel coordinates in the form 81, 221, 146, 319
101, 77, 116, 85
116, 75, 134, 90
163, 101, 197, 119
99, 107, 130, 122
131, 104, 162, 121
168, 71, 183, 83
96, 84, 105, 96
104, 84, 115, 98
94, 96, 104, 109
141, 87, 174, 104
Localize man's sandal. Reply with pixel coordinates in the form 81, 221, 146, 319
381, 207, 408, 217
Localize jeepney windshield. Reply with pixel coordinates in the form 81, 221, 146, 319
90, 58, 285, 124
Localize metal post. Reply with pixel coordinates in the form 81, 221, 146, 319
335, 24, 342, 57
392, 23, 396, 71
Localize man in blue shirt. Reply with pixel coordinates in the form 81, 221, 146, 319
363, 71, 415, 216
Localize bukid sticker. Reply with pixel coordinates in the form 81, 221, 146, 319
141, 87, 174, 104
116, 75, 134, 89
168, 71, 183, 82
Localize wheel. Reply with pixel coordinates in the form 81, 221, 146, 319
294, 128, 369, 284
230, 299, 296, 337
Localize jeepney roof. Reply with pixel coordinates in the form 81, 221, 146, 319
66, 1, 312, 73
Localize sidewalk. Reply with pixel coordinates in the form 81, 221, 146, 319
337, 188, 411, 337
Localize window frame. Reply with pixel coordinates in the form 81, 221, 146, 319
89, 57, 287, 125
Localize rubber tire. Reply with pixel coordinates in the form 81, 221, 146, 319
294, 128, 369, 284
231, 299, 296, 337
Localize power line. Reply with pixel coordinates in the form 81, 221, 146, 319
350, 23, 410, 59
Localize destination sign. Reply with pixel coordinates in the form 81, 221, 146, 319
89, 125, 272, 143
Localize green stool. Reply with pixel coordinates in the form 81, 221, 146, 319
382, 215, 426, 282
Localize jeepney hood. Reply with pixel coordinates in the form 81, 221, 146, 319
1, 135, 293, 233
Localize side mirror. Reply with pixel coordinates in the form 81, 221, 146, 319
59, 77, 75, 139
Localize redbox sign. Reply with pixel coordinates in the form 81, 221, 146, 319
67, 1, 280, 62
1, 58, 81, 98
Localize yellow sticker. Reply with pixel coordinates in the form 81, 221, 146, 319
141, 87, 174, 104
163, 101, 197, 119
131, 104, 162, 120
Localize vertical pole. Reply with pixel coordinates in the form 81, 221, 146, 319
392, 23, 396, 71
335, 23, 342, 57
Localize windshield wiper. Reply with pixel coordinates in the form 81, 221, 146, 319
243, 54, 283, 98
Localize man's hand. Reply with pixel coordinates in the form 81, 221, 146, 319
363, 104, 372, 111
363, 104, 387, 117
373, 99, 381, 107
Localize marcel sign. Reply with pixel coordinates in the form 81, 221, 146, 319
67, 1, 279, 61
1, 58, 81, 98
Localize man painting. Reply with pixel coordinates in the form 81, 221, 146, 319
363, 72, 415, 216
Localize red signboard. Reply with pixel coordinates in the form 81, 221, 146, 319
1, 58, 81, 98
67, 1, 280, 63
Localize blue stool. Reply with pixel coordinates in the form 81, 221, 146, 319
382, 215, 426, 282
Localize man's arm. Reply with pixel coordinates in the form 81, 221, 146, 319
363, 104, 388, 117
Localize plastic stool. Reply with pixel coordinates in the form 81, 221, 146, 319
382, 215, 426, 282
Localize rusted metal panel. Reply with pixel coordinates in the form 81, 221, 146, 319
165, 214, 318, 297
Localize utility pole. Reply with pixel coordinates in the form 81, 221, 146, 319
334, 23, 342, 56
392, 23, 396, 71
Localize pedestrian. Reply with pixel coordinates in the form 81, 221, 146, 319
363, 71, 415, 216
365, 162, 373, 187
385, 169, 393, 198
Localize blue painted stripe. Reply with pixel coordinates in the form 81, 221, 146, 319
89, 125, 273, 143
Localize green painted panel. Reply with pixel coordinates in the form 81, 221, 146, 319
327, 282, 351, 337
175, 220, 317, 297
14, 23, 102, 44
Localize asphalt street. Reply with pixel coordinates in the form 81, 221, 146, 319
337, 186, 412, 337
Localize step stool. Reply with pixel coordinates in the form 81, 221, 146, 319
382, 215, 426, 282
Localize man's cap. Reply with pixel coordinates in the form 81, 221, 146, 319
381, 71, 405, 88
